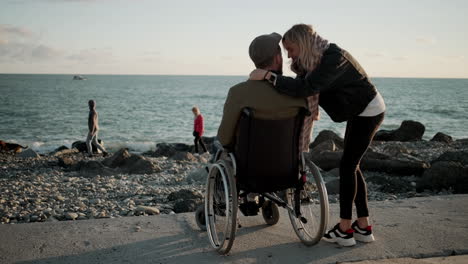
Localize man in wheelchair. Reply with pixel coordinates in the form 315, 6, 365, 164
200, 33, 328, 254
217, 32, 308, 216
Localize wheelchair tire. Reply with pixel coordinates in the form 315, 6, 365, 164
288, 160, 329, 246
195, 205, 206, 231
205, 160, 238, 254
261, 200, 280, 225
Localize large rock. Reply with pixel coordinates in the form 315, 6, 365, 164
17, 148, 39, 158
102, 148, 131, 168
77, 160, 116, 177
173, 199, 203, 213
102, 148, 159, 174
430, 132, 453, 143
58, 157, 78, 168
171, 152, 197, 162
153, 143, 191, 157
310, 130, 344, 150
72, 140, 104, 153
120, 155, 157, 174
417, 161, 468, 193
374, 120, 425, 142
308, 150, 429, 176
52, 148, 79, 157
432, 151, 468, 166
310, 140, 337, 158
167, 189, 203, 201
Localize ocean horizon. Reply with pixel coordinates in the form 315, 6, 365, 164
1, 74, 467, 153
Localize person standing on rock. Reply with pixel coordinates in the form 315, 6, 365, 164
192, 106, 208, 154
86, 100, 108, 157
249, 24, 386, 247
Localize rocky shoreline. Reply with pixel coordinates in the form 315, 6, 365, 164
1, 120, 467, 225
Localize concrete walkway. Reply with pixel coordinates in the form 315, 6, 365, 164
1, 195, 468, 264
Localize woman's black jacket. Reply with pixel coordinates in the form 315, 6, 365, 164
275, 43, 377, 122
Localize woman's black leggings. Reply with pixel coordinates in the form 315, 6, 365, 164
194, 132, 208, 153
339, 112, 384, 220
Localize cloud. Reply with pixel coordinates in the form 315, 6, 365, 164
66, 48, 116, 64
415, 37, 436, 44
220, 56, 234, 61
0, 42, 62, 62
365, 52, 386, 58
393, 56, 408, 61
0, 24, 62, 62
0, 24, 34, 44
438, 55, 465, 61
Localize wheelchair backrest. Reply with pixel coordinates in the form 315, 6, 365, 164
234, 107, 307, 193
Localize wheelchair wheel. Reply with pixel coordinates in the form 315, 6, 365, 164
205, 160, 238, 254
288, 160, 329, 246
195, 205, 206, 231
261, 200, 280, 225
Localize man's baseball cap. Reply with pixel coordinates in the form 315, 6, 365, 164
249, 32, 282, 66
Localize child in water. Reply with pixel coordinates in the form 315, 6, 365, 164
192, 106, 208, 154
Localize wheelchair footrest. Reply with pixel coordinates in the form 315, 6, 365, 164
239, 201, 259, 216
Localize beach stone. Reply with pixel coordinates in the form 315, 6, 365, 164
173, 199, 202, 213
58, 157, 78, 168
102, 148, 131, 168
367, 176, 413, 193
308, 151, 342, 171
154, 143, 191, 157
418, 161, 468, 193
310, 140, 337, 158
167, 189, 203, 201
310, 130, 344, 150
186, 167, 209, 184
381, 144, 411, 157
171, 151, 197, 162
72, 140, 104, 153
53, 148, 79, 157
136, 206, 160, 215
374, 120, 425, 142
17, 148, 39, 158
430, 132, 453, 143
65, 212, 78, 220
78, 160, 116, 177
432, 151, 468, 166
120, 155, 156, 174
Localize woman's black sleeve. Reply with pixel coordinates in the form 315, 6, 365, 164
274, 51, 349, 98
274, 75, 319, 97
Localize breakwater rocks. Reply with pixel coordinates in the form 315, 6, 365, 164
1, 121, 467, 224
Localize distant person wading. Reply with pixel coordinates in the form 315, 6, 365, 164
86, 100, 108, 157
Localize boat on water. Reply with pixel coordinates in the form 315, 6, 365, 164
73, 75, 87, 80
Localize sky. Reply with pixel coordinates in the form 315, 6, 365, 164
0, 0, 467, 78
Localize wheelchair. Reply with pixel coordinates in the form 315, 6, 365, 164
195, 108, 329, 255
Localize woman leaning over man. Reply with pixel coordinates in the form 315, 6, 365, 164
250, 24, 386, 247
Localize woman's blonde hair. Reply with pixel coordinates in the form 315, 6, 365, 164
192, 106, 200, 115
283, 24, 329, 74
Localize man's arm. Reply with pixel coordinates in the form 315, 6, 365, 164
217, 88, 241, 148
89, 111, 98, 135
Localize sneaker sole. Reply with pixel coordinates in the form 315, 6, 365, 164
355, 233, 375, 243
323, 236, 356, 247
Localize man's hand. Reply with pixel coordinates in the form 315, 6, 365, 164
248, 69, 268, 80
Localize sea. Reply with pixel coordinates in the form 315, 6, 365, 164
1, 74, 467, 154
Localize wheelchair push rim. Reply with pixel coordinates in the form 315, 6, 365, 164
205, 161, 238, 254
